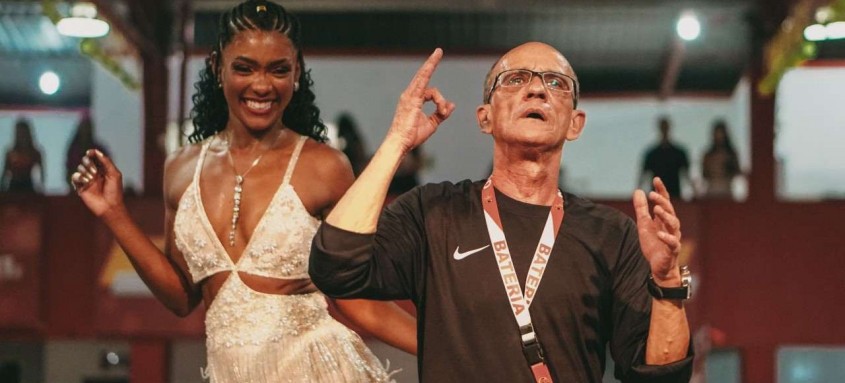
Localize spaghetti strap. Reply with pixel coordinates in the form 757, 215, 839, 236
282, 136, 307, 185
193, 140, 212, 183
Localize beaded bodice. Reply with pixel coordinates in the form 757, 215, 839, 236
174, 136, 318, 283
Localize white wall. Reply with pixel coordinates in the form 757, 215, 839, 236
776, 66, 845, 200
570, 81, 750, 199
91, 58, 144, 194
307, 55, 496, 184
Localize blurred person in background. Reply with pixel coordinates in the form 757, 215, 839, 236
1, 118, 43, 194
638, 117, 696, 199
65, 114, 110, 191
701, 120, 741, 200
336, 112, 369, 177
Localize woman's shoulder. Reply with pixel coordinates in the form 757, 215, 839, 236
289, 136, 354, 216
298, 137, 352, 176
165, 139, 210, 172
163, 141, 209, 208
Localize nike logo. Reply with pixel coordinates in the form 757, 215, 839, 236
453, 245, 490, 260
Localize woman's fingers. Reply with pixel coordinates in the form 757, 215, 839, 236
71, 171, 89, 192
89, 149, 119, 178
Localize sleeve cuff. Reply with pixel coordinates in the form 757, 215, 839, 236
623, 342, 694, 383
316, 222, 376, 254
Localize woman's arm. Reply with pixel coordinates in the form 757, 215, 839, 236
306, 141, 420, 355
73, 149, 202, 316
334, 299, 417, 355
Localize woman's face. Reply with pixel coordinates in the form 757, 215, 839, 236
713, 125, 726, 144
218, 29, 299, 132
15, 122, 32, 146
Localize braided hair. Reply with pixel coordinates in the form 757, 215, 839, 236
189, 0, 326, 143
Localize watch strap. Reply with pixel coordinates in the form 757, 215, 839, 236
647, 266, 691, 300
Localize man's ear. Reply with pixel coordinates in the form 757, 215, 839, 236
477, 104, 492, 134
565, 109, 587, 141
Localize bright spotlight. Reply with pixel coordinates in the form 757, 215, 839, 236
677, 13, 701, 41
804, 24, 828, 41
826, 21, 845, 40
39, 71, 61, 95
106, 352, 120, 366
56, 2, 110, 38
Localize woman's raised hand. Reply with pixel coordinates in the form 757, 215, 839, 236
71, 149, 126, 218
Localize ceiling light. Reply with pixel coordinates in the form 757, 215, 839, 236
676, 12, 701, 41
803, 22, 845, 42
826, 22, 845, 40
815, 6, 832, 24
39, 71, 61, 95
804, 24, 828, 41
56, 2, 110, 38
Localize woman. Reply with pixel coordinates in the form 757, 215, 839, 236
1, 118, 43, 193
701, 120, 741, 199
71, 1, 415, 381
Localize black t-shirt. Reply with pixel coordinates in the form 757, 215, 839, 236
310, 180, 692, 382
643, 144, 690, 198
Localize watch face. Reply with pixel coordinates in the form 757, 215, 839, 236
680, 266, 691, 287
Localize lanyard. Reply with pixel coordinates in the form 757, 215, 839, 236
481, 178, 564, 383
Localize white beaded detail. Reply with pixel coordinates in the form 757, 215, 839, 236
174, 136, 315, 283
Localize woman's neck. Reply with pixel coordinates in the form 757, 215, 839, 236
223, 125, 286, 152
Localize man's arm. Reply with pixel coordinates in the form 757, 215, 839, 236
325, 48, 454, 233
633, 177, 690, 364
310, 49, 454, 298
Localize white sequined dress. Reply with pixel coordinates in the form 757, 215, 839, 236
174, 136, 393, 382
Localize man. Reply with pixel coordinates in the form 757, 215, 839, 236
310, 43, 693, 382
638, 117, 694, 199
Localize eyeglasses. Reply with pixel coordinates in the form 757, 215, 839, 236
486, 69, 579, 106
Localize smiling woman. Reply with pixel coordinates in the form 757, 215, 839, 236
68, 1, 416, 382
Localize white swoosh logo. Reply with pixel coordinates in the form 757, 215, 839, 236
453, 245, 490, 260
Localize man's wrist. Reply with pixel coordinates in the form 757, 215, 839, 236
647, 266, 691, 300
651, 267, 682, 287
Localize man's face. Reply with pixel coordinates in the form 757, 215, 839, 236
478, 42, 584, 149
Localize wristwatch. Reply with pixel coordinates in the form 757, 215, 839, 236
647, 265, 691, 300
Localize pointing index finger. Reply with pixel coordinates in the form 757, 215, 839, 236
405, 48, 444, 97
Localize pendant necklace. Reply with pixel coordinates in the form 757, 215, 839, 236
223, 130, 281, 247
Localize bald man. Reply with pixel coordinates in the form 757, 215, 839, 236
310, 43, 693, 383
